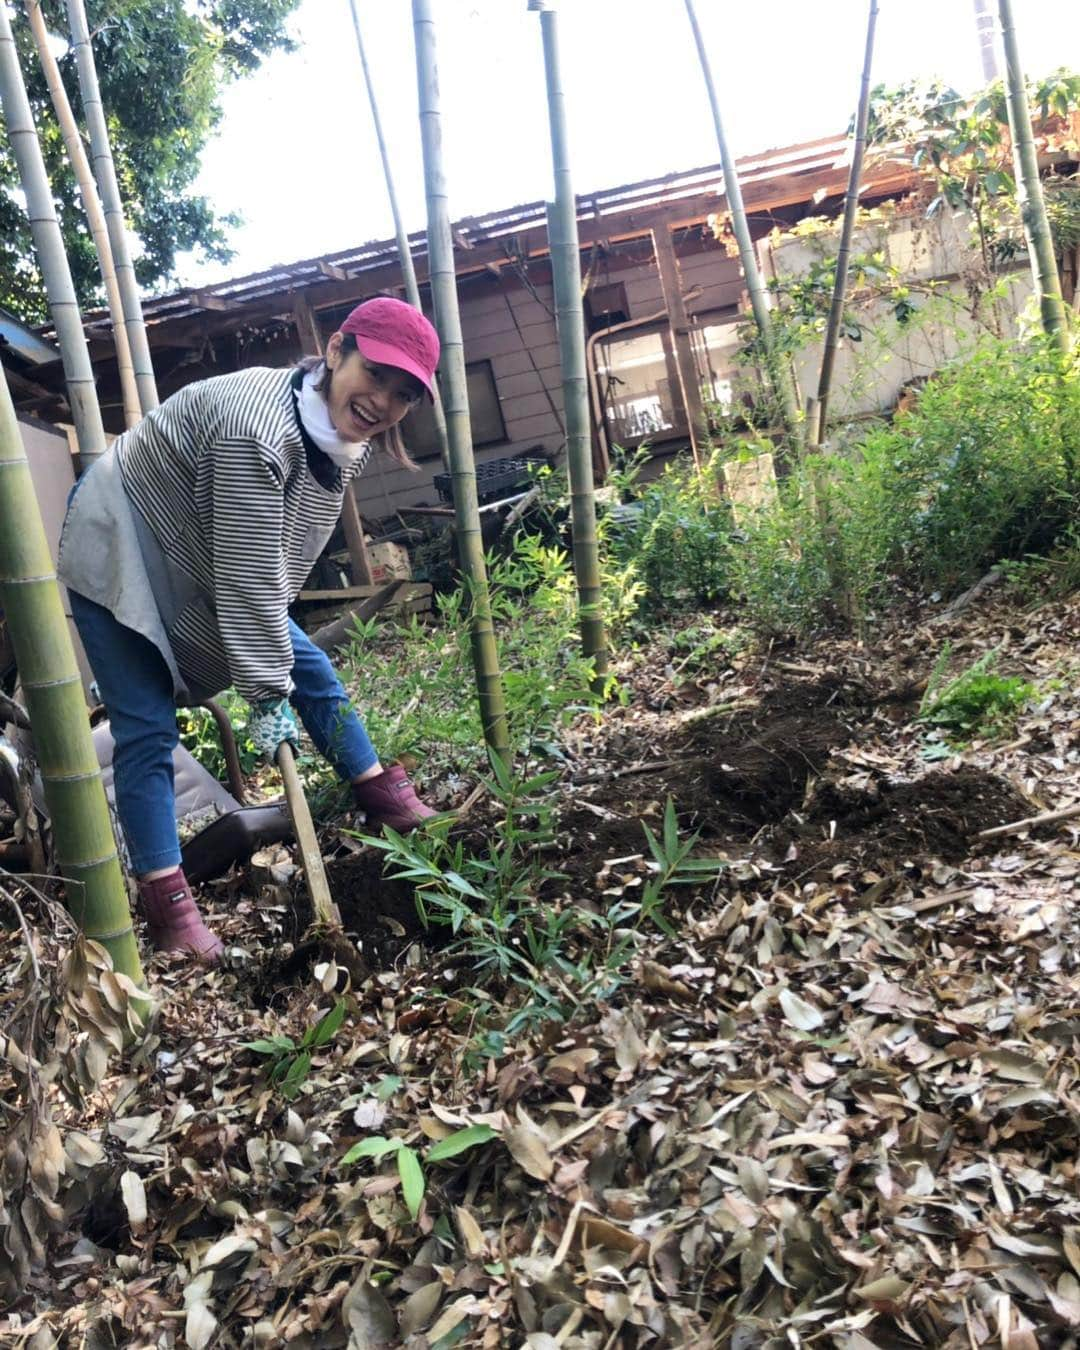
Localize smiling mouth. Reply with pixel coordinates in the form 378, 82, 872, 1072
350, 400, 379, 429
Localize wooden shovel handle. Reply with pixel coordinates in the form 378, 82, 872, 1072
276, 741, 342, 929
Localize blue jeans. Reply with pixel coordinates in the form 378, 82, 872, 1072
69, 592, 378, 874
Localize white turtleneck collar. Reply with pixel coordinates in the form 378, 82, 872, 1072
296, 366, 370, 470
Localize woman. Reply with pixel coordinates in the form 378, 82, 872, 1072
58, 297, 439, 962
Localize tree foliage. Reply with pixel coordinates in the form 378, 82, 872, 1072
0, 0, 300, 323
865, 70, 1080, 266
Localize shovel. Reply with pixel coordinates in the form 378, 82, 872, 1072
276, 742, 367, 979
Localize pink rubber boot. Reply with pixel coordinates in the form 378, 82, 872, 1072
352, 765, 436, 832
137, 867, 223, 962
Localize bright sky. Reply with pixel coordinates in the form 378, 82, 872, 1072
175, 0, 1080, 288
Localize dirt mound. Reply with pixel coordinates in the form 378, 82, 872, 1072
783, 766, 1029, 876
557, 679, 860, 885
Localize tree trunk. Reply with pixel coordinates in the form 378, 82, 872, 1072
0, 2, 106, 468
998, 0, 1070, 352
683, 0, 800, 441
349, 0, 450, 471
0, 374, 144, 983
532, 1, 608, 686
412, 0, 510, 760
65, 0, 159, 414
24, 0, 141, 431
811, 0, 879, 444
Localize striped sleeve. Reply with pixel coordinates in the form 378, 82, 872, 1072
210, 435, 293, 703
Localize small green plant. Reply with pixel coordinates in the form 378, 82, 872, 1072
330, 531, 606, 777
918, 645, 1033, 743
342, 1123, 497, 1222
177, 691, 261, 782
357, 777, 723, 1051
242, 999, 347, 1100
583, 798, 726, 1000
354, 748, 567, 983
1002, 519, 1080, 602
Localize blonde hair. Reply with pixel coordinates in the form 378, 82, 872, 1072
300, 337, 420, 471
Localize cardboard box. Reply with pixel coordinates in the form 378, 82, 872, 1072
366, 539, 411, 584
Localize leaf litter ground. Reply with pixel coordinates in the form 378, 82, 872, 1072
3, 592, 1080, 1348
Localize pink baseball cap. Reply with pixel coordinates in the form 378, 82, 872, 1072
339, 297, 440, 397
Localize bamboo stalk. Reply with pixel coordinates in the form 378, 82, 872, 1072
998, 0, 1070, 353
683, 0, 800, 441
24, 0, 140, 430
64, 0, 159, 413
348, 0, 449, 471
412, 0, 509, 759
973, 0, 1000, 83
0, 373, 143, 983
0, 1, 106, 467
531, 1, 608, 684
810, 0, 879, 444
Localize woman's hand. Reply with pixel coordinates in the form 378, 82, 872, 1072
247, 697, 300, 761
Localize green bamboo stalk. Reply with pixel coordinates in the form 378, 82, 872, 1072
0, 1, 106, 467
683, 0, 800, 440
65, 0, 159, 413
25, 0, 141, 430
811, 0, 879, 443
998, 0, 1070, 353
531, 0, 607, 683
0, 376, 143, 983
412, 0, 509, 759
348, 0, 449, 470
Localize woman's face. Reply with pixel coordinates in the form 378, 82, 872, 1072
324, 331, 424, 442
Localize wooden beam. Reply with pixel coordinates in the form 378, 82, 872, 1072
651, 225, 708, 464
192, 290, 231, 312
318, 261, 351, 282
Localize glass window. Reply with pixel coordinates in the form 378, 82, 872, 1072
402, 359, 506, 461
595, 328, 679, 447
696, 319, 743, 411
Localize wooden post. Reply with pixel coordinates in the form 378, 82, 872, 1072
534, 0, 608, 684
683, 0, 800, 441
291, 291, 323, 358
651, 223, 707, 467
810, 0, 879, 441
339, 489, 374, 586
413, 0, 509, 760
998, 0, 1070, 353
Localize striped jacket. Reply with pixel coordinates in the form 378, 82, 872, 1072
59, 366, 369, 704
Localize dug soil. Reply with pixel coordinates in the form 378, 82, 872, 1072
303, 675, 1030, 950
557, 675, 1029, 889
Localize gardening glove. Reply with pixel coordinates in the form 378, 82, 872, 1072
247, 697, 300, 761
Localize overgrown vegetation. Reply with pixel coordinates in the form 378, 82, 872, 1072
606, 332, 1080, 635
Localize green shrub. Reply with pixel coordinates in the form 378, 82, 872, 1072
606, 450, 735, 613
877, 336, 1079, 591
918, 643, 1033, 743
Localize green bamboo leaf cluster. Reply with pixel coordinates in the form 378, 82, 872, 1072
242, 999, 347, 1099
342, 1124, 498, 1221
